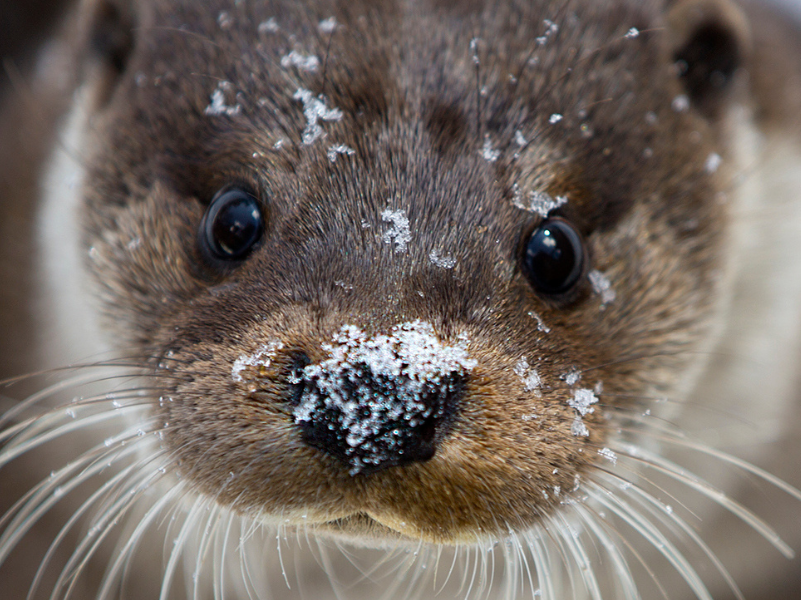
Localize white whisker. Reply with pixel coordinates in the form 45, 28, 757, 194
98, 481, 183, 600
553, 510, 602, 600
508, 532, 537, 600
522, 529, 554, 600
236, 519, 264, 600
484, 538, 496, 600
191, 499, 221, 600
161, 494, 207, 600
542, 515, 581, 599
584, 482, 713, 600
602, 471, 746, 600
436, 543, 460, 596
500, 536, 519, 600
581, 499, 673, 600
1, 403, 147, 467
625, 419, 801, 505
463, 543, 480, 600
0, 424, 157, 567
215, 505, 237, 600
0, 369, 134, 429
569, 502, 638, 600
612, 441, 795, 558
48, 457, 169, 599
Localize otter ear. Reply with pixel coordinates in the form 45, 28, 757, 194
667, 0, 751, 117
81, 0, 136, 106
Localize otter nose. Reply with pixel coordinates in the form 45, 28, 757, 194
289, 322, 475, 475
293, 362, 465, 475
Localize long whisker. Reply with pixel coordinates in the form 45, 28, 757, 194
0, 425, 155, 569
98, 482, 184, 600
603, 471, 746, 600
584, 482, 713, 600
0, 368, 149, 429
610, 441, 795, 558
521, 531, 555, 600
0, 422, 159, 561
552, 510, 602, 600
38, 448, 169, 599
568, 503, 638, 600
621, 417, 801, 503
0, 402, 151, 466
160, 494, 208, 600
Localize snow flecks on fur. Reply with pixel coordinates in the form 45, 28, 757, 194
672, 94, 690, 113
513, 187, 568, 218
429, 249, 456, 269
470, 37, 481, 65
280, 50, 320, 72
705, 152, 722, 174
571, 417, 590, 437
292, 88, 343, 145
589, 270, 616, 307
204, 81, 241, 117
327, 144, 355, 163
318, 17, 337, 33
217, 11, 234, 29
481, 136, 501, 162
258, 18, 279, 33
292, 322, 477, 474
563, 369, 581, 387
514, 358, 542, 394
527, 311, 551, 333
381, 209, 411, 253
536, 18, 559, 45
232, 340, 284, 382
568, 388, 599, 437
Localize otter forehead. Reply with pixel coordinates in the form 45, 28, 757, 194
87, 0, 703, 234
84, 0, 723, 320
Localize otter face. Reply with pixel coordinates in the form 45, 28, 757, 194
74, 0, 743, 546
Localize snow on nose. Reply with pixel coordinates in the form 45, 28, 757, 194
292, 321, 476, 475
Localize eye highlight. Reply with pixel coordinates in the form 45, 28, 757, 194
522, 218, 586, 296
201, 187, 264, 261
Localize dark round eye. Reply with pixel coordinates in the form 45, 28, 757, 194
522, 218, 585, 295
202, 187, 263, 260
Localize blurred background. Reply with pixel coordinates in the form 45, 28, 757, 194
0, 0, 72, 89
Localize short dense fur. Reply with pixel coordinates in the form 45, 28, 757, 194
1, 0, 801, 598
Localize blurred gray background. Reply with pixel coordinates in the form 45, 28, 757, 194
0, 0, 73, 87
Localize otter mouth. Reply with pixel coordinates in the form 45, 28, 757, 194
313, 514, 413, 544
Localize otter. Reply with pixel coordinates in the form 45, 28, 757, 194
1, 0, 801, 598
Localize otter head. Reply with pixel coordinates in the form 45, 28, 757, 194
75, 0, 750, 544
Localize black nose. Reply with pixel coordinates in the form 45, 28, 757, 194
291, 361, 465, 475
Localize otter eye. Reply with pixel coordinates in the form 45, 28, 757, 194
202, 187, 263, 260
522, 218, 585, 295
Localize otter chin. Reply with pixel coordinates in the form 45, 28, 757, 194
2, 0, 801, 598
